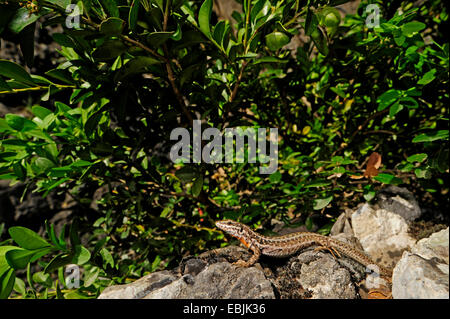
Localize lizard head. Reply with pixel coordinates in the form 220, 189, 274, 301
215, 220, 252, 241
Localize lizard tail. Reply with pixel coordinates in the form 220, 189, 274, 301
327, 237, 393, 278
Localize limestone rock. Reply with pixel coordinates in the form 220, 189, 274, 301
98, 271, 177, 299
297, 253, 357, 299
412, 227, 449, 264
392, 227, 449, 299
98, 247, 275, 299
392, 252, 449, 299
376, 186, 422, 222
351, 203, 416, 268
145, 262, 275, 299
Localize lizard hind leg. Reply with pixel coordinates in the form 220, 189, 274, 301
314, 245, 342, 258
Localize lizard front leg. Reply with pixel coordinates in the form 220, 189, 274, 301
233, 245, 261, 267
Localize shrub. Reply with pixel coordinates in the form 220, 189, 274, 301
0, 0, 448, 298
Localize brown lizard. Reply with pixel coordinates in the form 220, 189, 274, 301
216, 219, 392, 278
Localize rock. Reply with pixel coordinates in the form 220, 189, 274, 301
98, 247, 275, 299
297, 253, 357, 299
330, 209, 354, 237
376, 186, 422, 222
412, 228, 449, 264
392, 227, 449, 299
98, 270, 177, 299
392, 252, 449, 299
145, 262, 275, 299
351, 203, 416, 269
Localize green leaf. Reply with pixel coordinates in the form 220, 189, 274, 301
373, 173, 403, 185
0, 246, 18, 277
71, 245, 91, 265
399, 96, 418, 109
69, 220, 81, 247
5, 249, 42, 269
305, 11, 319, 36
56, 280, 64, 299
265, 31, 290, 51
45, 69, 75, 85
32, 106, 53, 120
192, 176, 203, 197
8, 227, 50, 250
100, 248, 114, 268
198, 0, 213, 38
147, 31, 175, 48
114, 56, 160, 81
414, 168, 432, 179
13, 277, 26, 295
0, 118, 11, 131
429, 147, 449, 173
84, 266, 100, 287
32, 271, 52, 288
52, 33, 76, 48
412, 130, 449, 143
5, 114, 36, 132
305, 216, 314, 230
100, 0, 119, 17
310, 27, 329, 56
33, 157, 56, 173
19, 22, 36, 67
313, 195, 333, 210
129, 0, 140, 31
417, 69, 436, 85
0, 76, 12, 92
0, 60, 36, 86
0, 267, 15, 299
363, 185, 376, 201
269, 171, 282, 183
44, 253, 73, 274
401, 21, 426, 37
377, 89, 401, 111
92, 40, 127, 61
100, 17, 125, 36
0, 152, 18, 163
394, 35, 406, 46
407, 153, 428, 163
8, 7, 48, 33
48, 167, 72, 178
175, 166, 197, 182
252, 57, 288, 64
212, 20, 226, 46
389, 102, 403, 117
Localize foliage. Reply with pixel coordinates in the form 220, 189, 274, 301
0, 0, 448, 298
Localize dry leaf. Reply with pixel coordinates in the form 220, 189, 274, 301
363, 152, 382, 177
349, 152, 382, 179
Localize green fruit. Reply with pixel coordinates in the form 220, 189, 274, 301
265, 31, 290, 51
321, 7, 341, 28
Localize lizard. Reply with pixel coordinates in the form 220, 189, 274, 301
215, 219, 393, 278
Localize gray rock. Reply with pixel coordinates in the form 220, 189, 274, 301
412, 227, 449, 264
392, 252, 449, 299
392, 227, 449, 299
377, 186, 422, 222
98, 271, 177, 299
145, 262, 275, 299
98, 247, 275, 299
330, 209, 354, 237
297, 254, 357, 299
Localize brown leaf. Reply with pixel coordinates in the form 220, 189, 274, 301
363, 152, 382, 178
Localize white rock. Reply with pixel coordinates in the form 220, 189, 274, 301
392, 251, 449, 299
412, 228, 449, 264
351, 203, 416, 268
